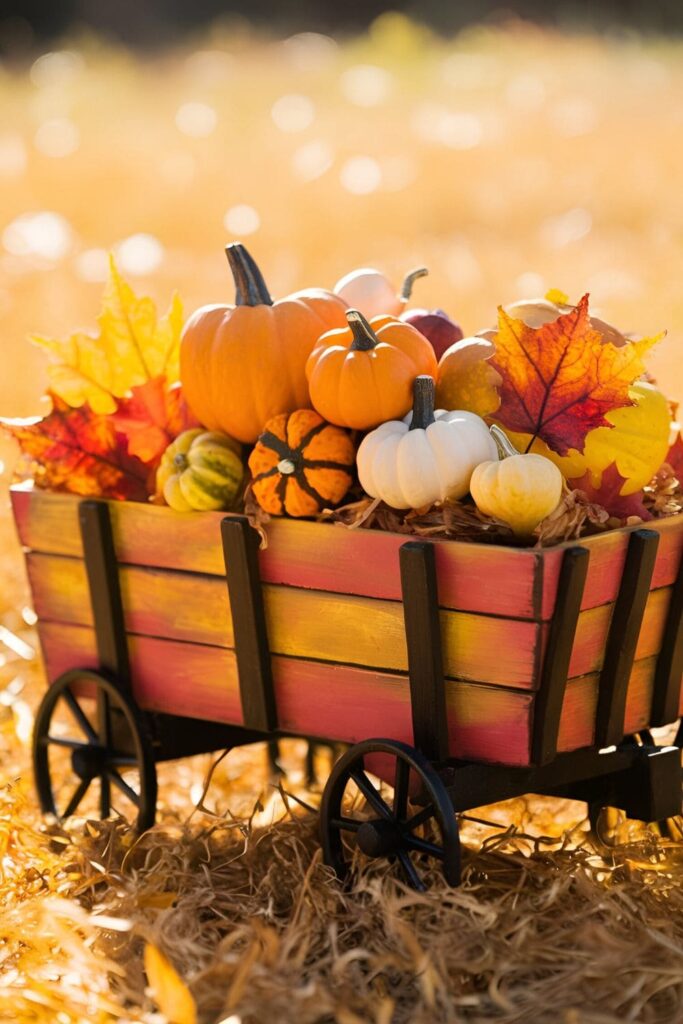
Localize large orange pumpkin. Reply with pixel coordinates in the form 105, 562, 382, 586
180, 243, 348, 443
306, 309, 438, 430
249, 409, 355, 517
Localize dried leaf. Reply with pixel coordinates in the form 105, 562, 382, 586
112, 376, 199, 465
664, 432, 683, 479
0, 393, 149, 500
572, 462, 652, 522
435, 336, 502, 417
491, 294, 661, 456
144, 943, 197, 1024
32, 256, 183, 413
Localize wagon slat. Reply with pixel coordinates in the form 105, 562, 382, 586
595, 529, 660, 747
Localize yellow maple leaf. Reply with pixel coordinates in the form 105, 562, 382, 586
32, 255, 183, 413
144, 943, 197, 1024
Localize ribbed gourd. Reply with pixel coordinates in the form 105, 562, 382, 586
157, 429, 243, 512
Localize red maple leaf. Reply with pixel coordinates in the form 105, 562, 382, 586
112, 376, 199, 466
1, 393, 149, 501
572, 462, 652, 522
491, 294, 660, 456
664, 432, 683, 479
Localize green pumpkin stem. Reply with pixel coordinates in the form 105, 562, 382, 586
410, 375, 436, 431
225, 243, 274, 307
400, 266, 428, 302
347, 309, 379, 351
490, 424, 520, 460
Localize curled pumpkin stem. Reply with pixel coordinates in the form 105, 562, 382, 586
347, 309, 379, 351
225, 242, 273, 307
490, 424, 520, 460
400, 266, 428, 302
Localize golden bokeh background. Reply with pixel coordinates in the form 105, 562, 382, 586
1, 12, 682, 441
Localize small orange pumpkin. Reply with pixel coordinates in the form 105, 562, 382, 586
249, 409, 355, 517
180, 243, 348, 444
306, 309, 438, 430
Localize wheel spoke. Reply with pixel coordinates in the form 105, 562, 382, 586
62, 689, 98, 743
106, 768, 141, 808
100, 773, 111, 818
350, 770, 393, 820
109, 753, 139, 768
396, 850, 425, 891
330, 816, 362, 833
97, 689, 112, 748
62, 777, 91, 818
393, 758, 410, 822
404, 804, 436, 831
42, 735, 86, 750
403, 834, 444, 860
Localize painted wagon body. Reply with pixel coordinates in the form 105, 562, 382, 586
11, 481, 683, 887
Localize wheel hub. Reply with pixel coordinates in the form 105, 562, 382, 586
71, 744, 107, 780
357, 818, 401, 858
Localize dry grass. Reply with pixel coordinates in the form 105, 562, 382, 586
2, 19, 683, 1024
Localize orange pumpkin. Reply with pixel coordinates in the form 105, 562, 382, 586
249, 409, 355, 517
306, 309, 438, 430
180, 243, 348, 444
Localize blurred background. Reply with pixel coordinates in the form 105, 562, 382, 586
0, 0, 682, 437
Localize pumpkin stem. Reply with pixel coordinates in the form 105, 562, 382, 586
400, 266, 428, 302
173, 452, 189, 471
410, 375, 436, 431
490, 424, 520, 460
225, 243, 274, 306
347, 309, 379, 351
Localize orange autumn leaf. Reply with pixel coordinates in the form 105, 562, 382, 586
112, 376, 199, 466
0, 393, 149, 501
491, 294, 662, 456
573, 462, 652, 521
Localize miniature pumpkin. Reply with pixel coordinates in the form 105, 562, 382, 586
470, 426, 563, 537
249, 409, 355, 518
356, 375, 497, 509
180, 243, 348, 444
501, 381, 671, 496
334, 266, 428, 319
157, 428, 244, 512
306, 309, 438, 430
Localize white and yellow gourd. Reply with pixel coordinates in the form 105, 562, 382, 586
470, 426, 563, 537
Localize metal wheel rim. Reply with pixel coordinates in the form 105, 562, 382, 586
33, 668, 157, 832
320, 738, 460, 890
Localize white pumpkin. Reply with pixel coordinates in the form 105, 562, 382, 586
334, 266, 428, 319
357, 376, 497, 509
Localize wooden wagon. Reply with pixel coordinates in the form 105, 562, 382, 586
11, 481, 683, 889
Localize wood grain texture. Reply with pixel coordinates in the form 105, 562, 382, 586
540, 514, 683, 619
36, 621, 530, 764
36, 619, 664, 766
25, 552, 541, 688
11, 484, 542, 619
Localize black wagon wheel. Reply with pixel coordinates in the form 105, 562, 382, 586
320, 738, 460, 891
33, 669, 157, 832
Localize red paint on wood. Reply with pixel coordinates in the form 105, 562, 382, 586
38, 622, 244, 724
11, 484, 542, 619
540, 517, 683, 619
557, 676, 596, 753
